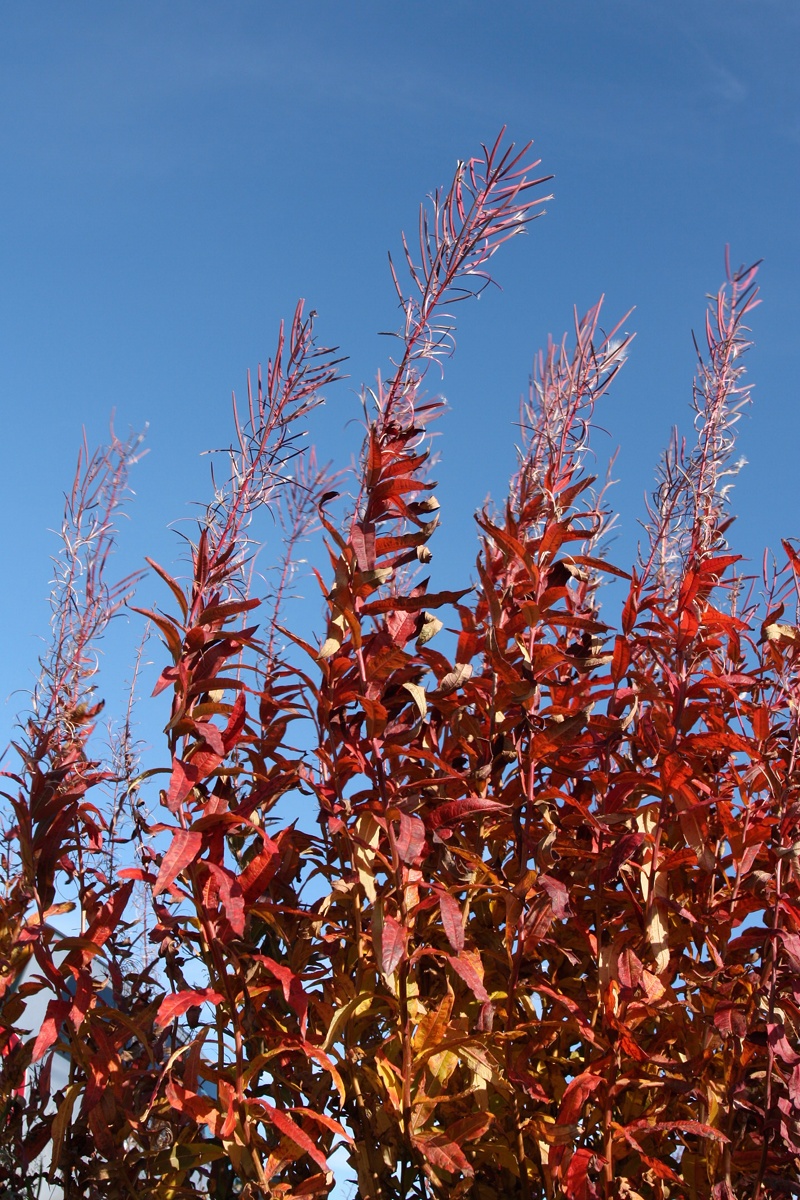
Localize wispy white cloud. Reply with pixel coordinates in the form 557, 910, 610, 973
704, 58, 748, 105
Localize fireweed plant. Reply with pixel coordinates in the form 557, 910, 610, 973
1, 131, 798, 1200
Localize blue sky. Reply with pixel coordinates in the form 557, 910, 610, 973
1, 1, 798, 740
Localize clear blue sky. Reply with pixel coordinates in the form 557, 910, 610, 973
1, 1, 798, 740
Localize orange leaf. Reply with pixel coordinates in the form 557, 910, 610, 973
447, 951, 489, 1003
557, 1072, 604, 1126
412, 1130, 473, 1176
155, 988, 224, 1028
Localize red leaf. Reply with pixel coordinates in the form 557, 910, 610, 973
198, 596, 261, 626
618, 1027, 649, 1063
619, 1125, 684, 1183
150, 662, 178, 696
257, 1103, 329, 1172
155, 988, 224, 1028
361, 586, 471, 617
380, 915, 406, 976
396, 813, 425, 864
445, 1112, 493, 1143
570, 554, 631, 580
640, 1154, 683, 1184
539, 873, 571, 918
152, 829, 203, 897
412, 1130, 473, 1176
782, 931, 800, 970
165, 757, 200, 812
622, 584, 639, 635
186, 747, 223, 783
618, 946, 643, 990
447, 951, 489, 1003
625, 1118, 728, 1142
254, 955, 309, 1036
117, 867, 156, 884
237, 835, 280, 902
523, 898, 554, 953
290, 1107, 353, 1144
558, 1073, 604, 1126
607, 832, 643, 879
697, 553, 741, 576
74, 881, 134, 966
438, 890, 464, 952
531, 984, 597, 1043
361, 696, 388, 740
429, 796, 506, 831
611, 635, 631, 683
31, 999, 70, 1061
205, 862, 246, 936
144, 556, 189, 618
222, 691, 247, 751
0, 1032, 25, 1097
67, 972, 95, 1028
193, 720, 225, 756
165, 1078, 226, 1134
350, 524, 376, 572
563, 1148, 599, 1200
768, 1022, 800, 1066
714, 1003, 747, 1039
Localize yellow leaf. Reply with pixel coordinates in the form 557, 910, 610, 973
417, 612, 443, 644
322, 992, 376, 1053
49, 1082, 82, 1179
403, 682, 427, 718
646, 902, 670, 975
766, 622, 798, 642
353, 813, 381, 903
428, 1047, 458, 1087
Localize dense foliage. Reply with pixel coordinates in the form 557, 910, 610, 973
1, 132, 798, 1200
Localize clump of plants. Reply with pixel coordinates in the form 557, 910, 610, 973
1, 131, 797, 1200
